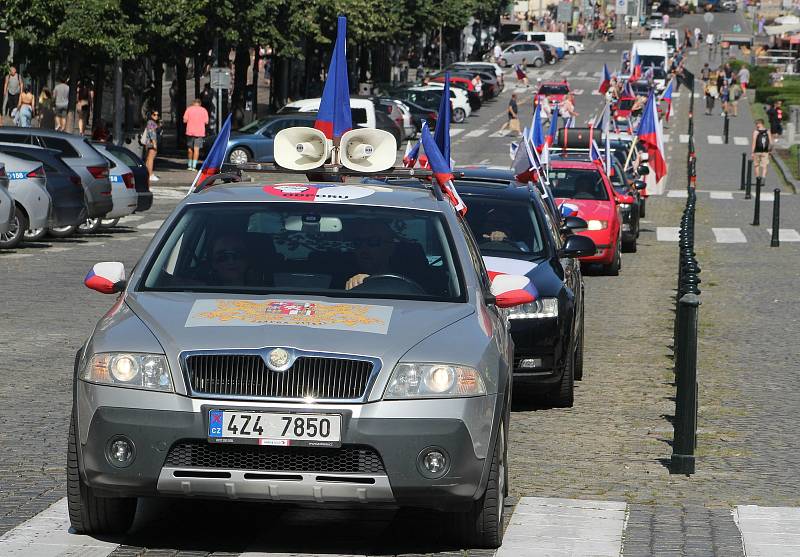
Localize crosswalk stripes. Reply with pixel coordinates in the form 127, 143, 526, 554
679, 134, 690, 143
137, 219, 165, 230
152, 188, 189, 199
767, 229, 800, 241
656, 227, 681, 241
712, 227, 747, 243
708, 135, 723, 144
464, 128, 488, 138
596, 48, 605, 53
541, 70, 554, 78
593, 71, 602, 78
734, 136, 749, 145
662, 135, 670, 143
577, 71, 588, 77
667, 190, 688, 198
608, 49, 618, 53
704, 135, 749, 145
489, 130, 509, 138
449, 128, 465, 137
709, 191, 733, 199
572, 89, 584, 95
561, 70, 572, 77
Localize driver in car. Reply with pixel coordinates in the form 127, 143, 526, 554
208, 233, 250, 286
479, 209, 529, 252
345, 221, 398, 290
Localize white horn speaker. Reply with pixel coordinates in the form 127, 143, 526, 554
339, 128, 397, 172
274, 127, 331, 170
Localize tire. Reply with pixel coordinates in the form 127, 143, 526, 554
228, 147, 251, 165
77, 218, 101, 234
48, 224, 77, 238
603, 239, 621, 275
67, 411, 137, 535
533, 58, 544, 68
99, 218, 120, 229
24, 227, 47, 242
549, 346, 575, 408
569, 47, 577, 55
0, 205, 28, 249
450, 421, 506, 549
639, 197, 646, 218
622, 236, 637, 253
574, 308, 585, 381
453, 107, 467, 124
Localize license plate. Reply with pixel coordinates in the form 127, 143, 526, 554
208, 410, 342, 447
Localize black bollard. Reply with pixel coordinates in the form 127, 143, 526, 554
752, 179, 761, 226
671, 293, 700, 475
723, 111, 730, 144
740, 153, 746, 190
771, 189, 781, 247
745, 160, 752, 199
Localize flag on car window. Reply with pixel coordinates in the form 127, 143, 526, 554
190, 114, 231, 193
636, 92, 667, 181
315, 16, 352, 140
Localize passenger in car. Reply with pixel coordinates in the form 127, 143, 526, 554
208, 234, 250, 286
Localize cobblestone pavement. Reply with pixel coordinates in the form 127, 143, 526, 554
1, 16, 798, 555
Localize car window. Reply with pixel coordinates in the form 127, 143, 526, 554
238, 118, 270, 133
39, 137, 80, 158
351, 108, 368, 126
263, 119, 296, 138
538, 84, 569, 96
0, 133, 31, 144
108, 146, 143, 167
0, 150, 59, 173
456, 217, 492, 292
463, 197, 546, 260
141, 202, 464, 302
550, 168, 609, 201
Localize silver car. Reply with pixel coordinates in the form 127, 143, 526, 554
0, 153, 52, 249
0, 163, 14, 237
498, 42, 546, 68
71, 179, 531, 548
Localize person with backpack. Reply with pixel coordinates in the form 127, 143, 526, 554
53, 77, 70, 131
751, 119, 772, 189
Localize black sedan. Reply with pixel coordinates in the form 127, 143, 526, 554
456, 168, 596, 407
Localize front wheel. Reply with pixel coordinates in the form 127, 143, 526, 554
67, 411, 137, 535
603, 239, 622, 275
0, 206, 28, 249
48, 224, 77, 238
639, 197, 646, 218
549, 347, 575, 407
77, 218, 101, 234
450, 421, 506, 548
228, 147, 251, 165
24, 228, 47, 242
452, 107, 467, 124
533, 58, 544, 68
569, 47, 577, 55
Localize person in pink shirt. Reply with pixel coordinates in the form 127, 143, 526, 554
183, 98, 209, 170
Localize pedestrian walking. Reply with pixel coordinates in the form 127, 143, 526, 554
76, 78, 94, 135
514, 62, 529, 87
560, 94, 578, 126
200, 82, 215, 124
766, 100, 783, 139
37, 87, 55, 129
183, 99, 209, 170
53, 77, 70, 132
142, 110, 161, 182
684, 28, 693, 49
3, 66, 23, 119
751, 119, 772, 189
704, 76, 718, 115
492, 43, 502, 63
737, 65, 750, 92
758, 15, 766, 36
15, 85, 35, 127
706, 32, 714, 52
728, 79, 741, 116
700, 63, 711, 82
499, 93, 521, 136
694, 27, 702, 46
471, 74, 483, 97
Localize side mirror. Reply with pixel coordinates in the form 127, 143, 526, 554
638, 164, 650, 176
559, 234, 596, 258
490, 274, 537, 309
84, 262, 127, 294
618, 194, 636, 204
561, 216, 588, 231
633, 180, 647, 190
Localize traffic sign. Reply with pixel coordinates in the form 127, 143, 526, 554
210, 67, 231, 90
703, 12, 714, 25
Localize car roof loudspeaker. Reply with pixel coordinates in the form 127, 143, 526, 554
274, 127, 331, 171
339, 128, 397, 173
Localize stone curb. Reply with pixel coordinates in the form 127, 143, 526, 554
771, 152, 799, 194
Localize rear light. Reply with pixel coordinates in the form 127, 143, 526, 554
394, 117, 403, 127
122, 172, 135, 189
429, 112, 437, 119
87, 165, 109, 179
27, 165, 46, 179
386, 106, 393, 114
70, 175, 83, 187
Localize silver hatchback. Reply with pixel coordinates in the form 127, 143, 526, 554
70, 179, 536, 548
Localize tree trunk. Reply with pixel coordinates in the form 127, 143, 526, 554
92, 63, 104, 131
194, 54, 201, 99
175, 55, 188, 148
252, 46, 260, 120
67, 52, 80, 133
231, 43, 249, 128
153, 57, 164, 123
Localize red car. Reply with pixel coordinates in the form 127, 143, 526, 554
550, 160, 623, 275
536, 80, 570, 104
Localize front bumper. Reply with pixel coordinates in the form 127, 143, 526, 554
576, 230, 615, 264
509, 317, 564, 386
77, 387, 497, 511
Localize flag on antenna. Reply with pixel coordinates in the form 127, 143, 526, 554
315, 16, 352, 140
433, 72, 452, 166
190, 114, 232, 193
420, 122, 466, 215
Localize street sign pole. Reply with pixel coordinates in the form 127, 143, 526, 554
210, 67, 231, 135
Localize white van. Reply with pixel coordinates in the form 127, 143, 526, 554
631, 40, 670, 92
511, 31, 567, 52
649, 29, 679, 55
280, 98, 376, 129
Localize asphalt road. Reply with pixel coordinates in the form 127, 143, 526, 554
1, 11, 800, 556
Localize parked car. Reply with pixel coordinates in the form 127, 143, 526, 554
0, 153, 52, 249
445, 69, 501, 99
399, 99, 438, 135
372, 97, 414, 139
550, 160, 623, 275
446, 62, 504, 91
496, 42, 546, 68
374, 109, 403, 145
430, 74, 482, 111
540, 43, 561, 64
0, 163, 14, 238
456, 167, 596, 406
95, 143, 153, 213
72, 177, 530, 549
216, 113, 318, 165
565, 39, 585, 54
406, 85, 472, 123
0, 142, 86, 241
536, 80, 571, 104
91, 144, 139, 230
281, 97, 378, 129
0, 128, 112, 218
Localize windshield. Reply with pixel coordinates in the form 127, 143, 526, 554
141, 202, 464, 302
639, 55, 665, 69
238, 119, 270, 133
463, 197, 546, 260
539, 84, 569, 95
550, 168, 609, 201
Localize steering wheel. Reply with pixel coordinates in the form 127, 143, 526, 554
479, 238, 517, 250
362, 274, 426, 294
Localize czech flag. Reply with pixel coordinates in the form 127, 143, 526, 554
489, 273, 539, 307
190, 113, 231, 193
560, 202, 579, 217
590, 139, 604, 168
530, 103, 546, 153
511, 131, 536, 184
599, 64, 612, 94
643, 66, 654, 82
403, 140, 420, 168
630, 52, 641, 81
315, 16, 352, 140
636, 92, 667, 182
622, 80, 634, 99
433, 72, 451, 165
661, 79, 674, 122
546, 103, 559, 146
420, 121, 466, 215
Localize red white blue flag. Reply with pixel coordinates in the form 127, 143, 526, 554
636, 92, 667, 181
420, 121, 466, 215
546, 103, 559, 146
433, 72, 451, 166
190, 114, 232, 192
403, 140, 420, 168
315, 16, 352, 140
599, 64, 611, 94
530, 103, 547, 154
661, 79, 674, 122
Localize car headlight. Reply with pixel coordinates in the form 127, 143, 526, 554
507, 298, 559, 319
619, 203, 631, 210
586, 219, 609, 230
81, 353, 173, 392
384, 363, 486, 399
